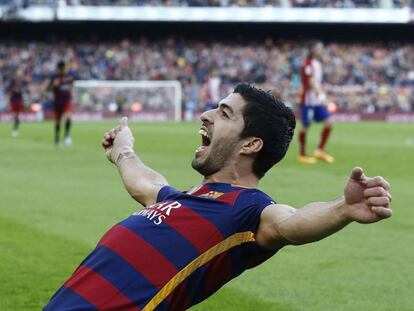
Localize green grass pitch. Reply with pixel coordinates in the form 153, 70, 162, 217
0, 120, 413, 310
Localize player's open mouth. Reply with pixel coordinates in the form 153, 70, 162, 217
196, 126, 211, 157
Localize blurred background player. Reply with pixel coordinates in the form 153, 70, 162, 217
298, 42, 334, 164
49, 61, 77, 148
115, 92, 127, 117
6, 70, 26, 137
201, 71, 221, 111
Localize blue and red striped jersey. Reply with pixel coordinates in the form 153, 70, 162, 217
50, 72, 77, 105
44, 183, 278, 311
6, 79, 25, 103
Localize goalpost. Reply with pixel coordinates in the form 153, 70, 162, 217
74, 80, 182, 121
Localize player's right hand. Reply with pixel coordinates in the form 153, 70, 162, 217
343, 167, 392, 224
102, 117, 135, 164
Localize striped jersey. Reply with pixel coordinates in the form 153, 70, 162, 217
51, 72, 76, 105
44, 183, 278, 311
301, 57, 323, 106
6, 79, 24, 103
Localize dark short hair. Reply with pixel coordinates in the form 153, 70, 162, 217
57, 60, 66, 69
234, 83, 296, 178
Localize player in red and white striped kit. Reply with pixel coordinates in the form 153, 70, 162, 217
298, 43, 334, 164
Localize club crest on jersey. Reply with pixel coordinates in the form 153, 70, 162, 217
199, 191, 224, 199
132, 201, 181, 225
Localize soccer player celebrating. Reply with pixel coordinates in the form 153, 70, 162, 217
49, 61, 77, 148
44, 84, 392, 310
298, 42, 334, 164
6, 70, 26, 137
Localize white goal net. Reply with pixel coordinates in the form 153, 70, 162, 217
74, 80, 182, 121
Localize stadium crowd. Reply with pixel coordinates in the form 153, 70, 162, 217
0, 38, 413, 114
0, 0, 410, 8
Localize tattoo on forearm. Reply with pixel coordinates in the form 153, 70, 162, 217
116, 152, 137, 165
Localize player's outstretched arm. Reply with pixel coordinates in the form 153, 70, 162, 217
256, 167, 392, 250
102, 117, 168, 207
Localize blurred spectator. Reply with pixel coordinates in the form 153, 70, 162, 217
0, 38, 413, 114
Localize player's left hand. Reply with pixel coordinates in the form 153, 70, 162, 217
102, 117, 135, 164
343, 167, 392, 224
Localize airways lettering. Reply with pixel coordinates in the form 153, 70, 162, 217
158, 201, 181, 216
132, 201, 182, 225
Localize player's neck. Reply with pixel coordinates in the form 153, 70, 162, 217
202, 166, 259, 188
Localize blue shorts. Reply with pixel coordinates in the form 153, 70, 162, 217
300, 105, 330, 127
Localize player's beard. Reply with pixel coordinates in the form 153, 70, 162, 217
191, 138, 239, 177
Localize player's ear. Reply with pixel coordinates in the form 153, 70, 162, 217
240, 137, 263, 155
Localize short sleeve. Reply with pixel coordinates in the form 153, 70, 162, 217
232, 189, 276, 233
156, 185, 182, 203
304, 65, 313, 76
